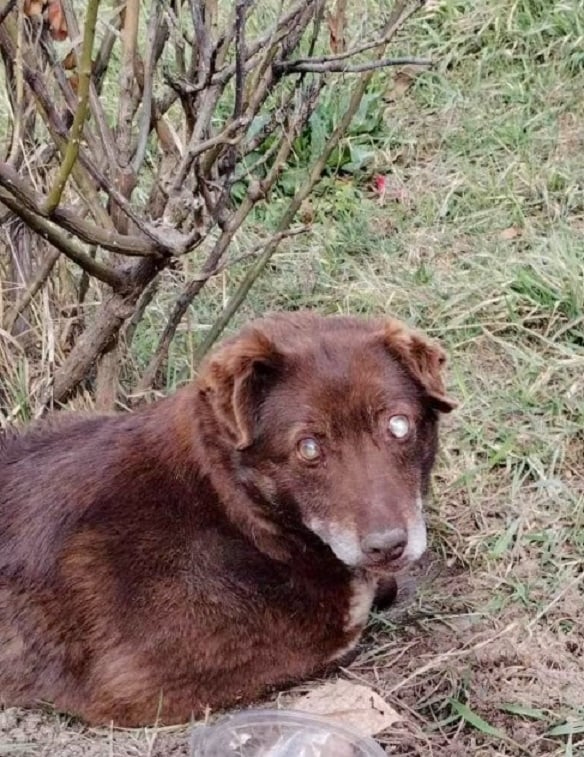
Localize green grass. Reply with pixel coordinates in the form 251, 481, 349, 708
2, 0, 584, 755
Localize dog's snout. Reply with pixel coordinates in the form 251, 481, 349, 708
361, 528, 407, 563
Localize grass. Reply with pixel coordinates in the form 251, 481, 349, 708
1, 0, 584, 754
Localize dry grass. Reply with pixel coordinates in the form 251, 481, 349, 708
1, 0, 584, 754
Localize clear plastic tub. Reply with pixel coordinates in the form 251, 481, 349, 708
190, 708, 386, 756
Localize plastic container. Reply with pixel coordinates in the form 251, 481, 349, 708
190, 709, 386, 756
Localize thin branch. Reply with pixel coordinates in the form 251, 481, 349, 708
184, 225, 309, 282
190, 116, 250, 161
233, 0, 246, 119
6, 0, 24, 165
0, 0, 16, 28
131, 2, 163, 174
0, 163, 164, 257
5, 248, 61, 332
116, 0, 140, 168
136, 73, 319, 392
60, 0, 118, 175
44, 0, 100, 214
283, 16, 425, 66
0, 188, 126, 290
123, 277, 159, 348
192, 0, 422, 361
164, 0, 307, 98
93, 5, 123, 91
190, 0, 212, 75
274, 56, 431, 74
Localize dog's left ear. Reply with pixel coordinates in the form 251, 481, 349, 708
198, 328, 283, 449
377, 319, 458, 413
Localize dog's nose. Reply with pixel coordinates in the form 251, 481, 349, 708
361, 528, 408, 563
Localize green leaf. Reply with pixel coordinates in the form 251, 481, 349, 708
491, 518, 521, 557
547, 720, 584, 737
449, 698, 507, 739
497, 702, 548, 720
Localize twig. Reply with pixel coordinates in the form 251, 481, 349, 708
284, 17, 427, 67
6, 0, 24, 165
5, 248, 61, 332
233, 0, 246, 119
191, 227, 311, 361
137, 77, 319, 390
274, 56, 432, 74
0, 163, 164, 257
192, 0, 422, 359
93, 4, 123, 92
131, 2, 163, 174
190, 116, 249, 160
59, 0, 118, 176
188, 225, 309, 282
116, 0, 140, 168
123, 278, 159, 348
0, 189, 125, 290
44, 0, 100, 214
0, 0, 16, 28
527, 571, 584, 632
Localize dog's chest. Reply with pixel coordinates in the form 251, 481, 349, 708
344, 575, 377, 633
325, 575, 376, 662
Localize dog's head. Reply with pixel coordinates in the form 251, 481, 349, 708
198, 312, 456, 573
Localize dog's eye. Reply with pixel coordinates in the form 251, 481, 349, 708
297, 437, 322, 462
388, 415, 411, 439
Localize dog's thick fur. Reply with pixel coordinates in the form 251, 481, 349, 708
0, 311, 455, 726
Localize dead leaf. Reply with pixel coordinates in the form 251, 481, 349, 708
23, 0, 45, 16
384, 65, 427, 103
499, 226, 523, 241
290, 679, 401, 737
326, 0, 347, 54
62, 50, 77, 70
47, 0, 68, 41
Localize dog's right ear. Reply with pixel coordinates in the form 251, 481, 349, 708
376, 318, 458, 413
198, 329, 283, 450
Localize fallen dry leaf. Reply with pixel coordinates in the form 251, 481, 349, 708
384, 65, 427, 103
499, 226, 523, 240
23, 0, 44, 15
47, 0, 68, 41
326, 0, 348, 54
290, 679, 401, 737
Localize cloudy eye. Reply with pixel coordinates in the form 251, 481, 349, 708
297, 437, 322, 462
388, 414, 411, 439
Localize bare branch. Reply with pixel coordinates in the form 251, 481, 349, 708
233, 0, 247, 119
0, 0, 16, 28
131, 2, 164, 174
0, 189, 126, 290
192, 0, 422, 360
116, 0, 140, 168
44, 0, 100, 214
184, 225, 309, 282
136, 75, 320, 392
0, 163, 164, 257
274, 55, 431, 74
5, 248, 61, 332
1, 0, 428, 410
6, 0, 24, 165
93, 5, 123, 90
60, 0, 119, 175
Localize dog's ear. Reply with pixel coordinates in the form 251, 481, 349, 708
199, 328, 283, 449
377, 319, 458, 413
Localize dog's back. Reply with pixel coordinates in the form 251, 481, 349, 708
0, 312, 455, 726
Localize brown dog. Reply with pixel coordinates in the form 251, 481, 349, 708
0, 311, 455, 726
